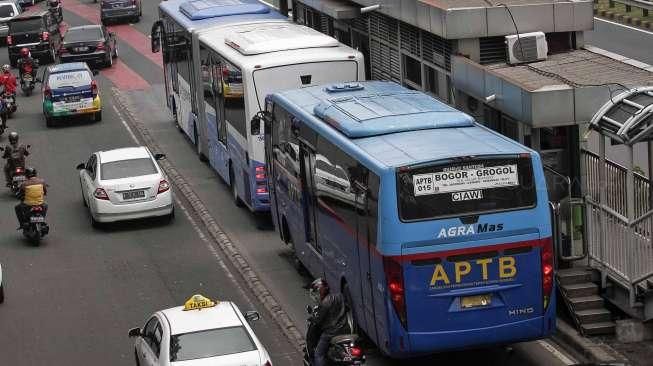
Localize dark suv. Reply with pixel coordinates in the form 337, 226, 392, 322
7, 10, 60, 66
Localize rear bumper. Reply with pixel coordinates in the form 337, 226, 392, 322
60, 52, 107, 66
9, 44, 50, 58
101, 7, 139, 19
92, 191, 173, 222
385, 292, 557, 357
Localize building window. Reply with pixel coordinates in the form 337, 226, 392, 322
402, 54, 421, 89
425, 65, 439, 97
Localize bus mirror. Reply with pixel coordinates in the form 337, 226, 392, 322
250, 115, 261, 135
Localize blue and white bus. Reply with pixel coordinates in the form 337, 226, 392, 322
196, 21, 364, 211
263, 81, 555, 358
151, 0, 286, 157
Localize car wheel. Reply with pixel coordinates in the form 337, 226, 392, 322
134, 350, 140, 366
164, 207, 175, 224
106, 52, 113, 68
343, 283, 359, 334
31, 0, 34, 5
80, 181, 87, 207
45, 116, 54, 127
9, 57, 16, 68
0, 284, 4, 304
94, 111, 102, 122
90, 212, 101, 229
113, 45, 118, 59
229, 166, 243, 207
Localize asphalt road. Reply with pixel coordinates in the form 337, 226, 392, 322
585, 17, 653, 65
0, 1, 582, 365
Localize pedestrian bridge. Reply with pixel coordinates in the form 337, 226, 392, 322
583, 86, 653, 320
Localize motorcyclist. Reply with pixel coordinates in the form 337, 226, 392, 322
17, 48, 38, 83
0, 65, 17, 96
2, 132, 29, 186
15, 167, 47, 229
309, 278, 349, 366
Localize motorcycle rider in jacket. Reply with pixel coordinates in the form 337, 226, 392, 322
15, 167, 47, 228
3, 132, 29, 186
17, 48, 37, 83
0, 65, 17, 96
309, 278, 349, 366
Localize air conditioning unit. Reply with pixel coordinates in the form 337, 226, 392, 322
505, 31, 548, 65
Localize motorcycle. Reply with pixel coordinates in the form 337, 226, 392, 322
47, 0, 63, 24
20, 62, 37, 96
21, 204, 49, 245
2, 93, 16, 118
303, 304, 365, 366
0, 144, 30, 196
0, 97, 6, 136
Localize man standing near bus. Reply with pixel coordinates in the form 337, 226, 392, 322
309, 278, 348, 366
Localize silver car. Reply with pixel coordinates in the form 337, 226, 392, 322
0, 0, 20, 40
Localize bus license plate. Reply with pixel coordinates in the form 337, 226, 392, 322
461, 294, 492, 309
30, 216, 45, 223
123, 190, 145, 200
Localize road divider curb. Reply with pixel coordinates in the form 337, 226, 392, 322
111, 88, 305, 352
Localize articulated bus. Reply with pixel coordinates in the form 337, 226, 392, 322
151, 0, 286, 156
196, 22, 364, 211
263, 81, 555, 358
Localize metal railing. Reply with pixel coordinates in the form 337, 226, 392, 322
584, 149, 650, 221
607, 0, 653, 17
583, 149, 653, 304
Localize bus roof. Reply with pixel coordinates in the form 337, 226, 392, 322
159, 0, 286, 32
198, 22, 358, 68
224, 23, 339, 55
272, 81, 532, 169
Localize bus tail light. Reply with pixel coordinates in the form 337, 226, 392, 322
255, 166, 265, 180
541, 237, 554, 310
256, 184, 267, 195
6, 35, 12, 45
383, 256, 407, 328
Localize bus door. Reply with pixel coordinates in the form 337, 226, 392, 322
353, 173, 378, 343
298, 142, 323, 276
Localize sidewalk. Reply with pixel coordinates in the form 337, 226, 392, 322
113, 86, 652, 365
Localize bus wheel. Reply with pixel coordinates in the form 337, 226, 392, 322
343, 283, 359, 334
229, 166, 243, 207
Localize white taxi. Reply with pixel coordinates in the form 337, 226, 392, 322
129, 294, 272, 366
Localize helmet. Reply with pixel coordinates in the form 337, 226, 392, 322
8, 131, 18, 144
2, 64, 10, 73
309, 278, 329, 303
25, 167, 36, 179
20, 48, 29, 58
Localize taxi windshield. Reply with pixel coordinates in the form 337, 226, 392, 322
169, 326, 257, 362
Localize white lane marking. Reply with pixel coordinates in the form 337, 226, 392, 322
174, 197, 258, 310
594, 17, 653, 35
112, 104, 139, 144
112, 98, 258, 309
536, 340, 576, 365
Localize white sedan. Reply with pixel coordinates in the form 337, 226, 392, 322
129, 294, 272, 366
76, 146, 174, 227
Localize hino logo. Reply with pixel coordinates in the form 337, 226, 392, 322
437, 223, 504, 238
508, 307, 534, 316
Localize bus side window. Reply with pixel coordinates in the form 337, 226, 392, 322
211, 56, 226, 144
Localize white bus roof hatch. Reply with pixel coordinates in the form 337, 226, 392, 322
224, 24, 339, 55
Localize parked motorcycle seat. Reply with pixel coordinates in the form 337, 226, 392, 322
330, 334, 358, 346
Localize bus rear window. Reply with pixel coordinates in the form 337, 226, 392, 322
397, 156, 536, 221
